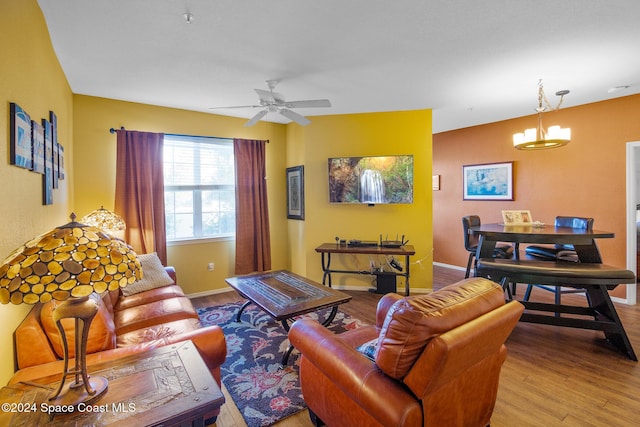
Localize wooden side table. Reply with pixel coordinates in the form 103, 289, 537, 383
0, 340, 224, 426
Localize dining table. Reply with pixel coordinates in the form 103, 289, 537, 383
470, 222, 614, 264
470, 222, 638, 361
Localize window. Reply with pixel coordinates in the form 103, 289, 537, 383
163, 135, 235, 241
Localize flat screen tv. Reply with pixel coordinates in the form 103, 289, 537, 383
328, 155, 413, 204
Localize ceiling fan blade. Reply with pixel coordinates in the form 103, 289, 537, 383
255, 88, 287, 104
279, 108, 311, 126
254, 89, 276, 104
284, 99, 331, 108
271, 91, 286, 103
244, 110, 268, 127
208, 105, 262, 110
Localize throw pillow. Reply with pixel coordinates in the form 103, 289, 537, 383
356, 338, 379, 362
120, 252, 174, 296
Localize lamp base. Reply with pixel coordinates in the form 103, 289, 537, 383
48, 376, 108, 411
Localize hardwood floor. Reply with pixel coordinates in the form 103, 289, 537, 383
194, 267, 640, 427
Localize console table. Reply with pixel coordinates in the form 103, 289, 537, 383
315, 243, 416, 295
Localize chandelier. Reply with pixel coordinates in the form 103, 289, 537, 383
513, 80, 571, 150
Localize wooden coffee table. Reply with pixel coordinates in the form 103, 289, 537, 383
225, 270, 352, 364
0, 340, 224, 426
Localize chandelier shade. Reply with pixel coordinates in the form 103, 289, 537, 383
513, 125, 571, 150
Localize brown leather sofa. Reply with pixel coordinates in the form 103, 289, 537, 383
9, 265, 226, 421
289, 277, 524, 427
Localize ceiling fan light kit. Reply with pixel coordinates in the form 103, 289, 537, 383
513, 80, 571, 150
212, 80, 331, 127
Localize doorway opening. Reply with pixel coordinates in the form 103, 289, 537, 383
623, 141, 640, 305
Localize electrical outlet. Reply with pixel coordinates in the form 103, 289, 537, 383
207, 262, 215, 271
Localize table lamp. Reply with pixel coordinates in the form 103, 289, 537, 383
0, 213, 142, 409
81, 206, 126, 232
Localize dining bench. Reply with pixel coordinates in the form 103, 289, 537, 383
476, 257, 637, 361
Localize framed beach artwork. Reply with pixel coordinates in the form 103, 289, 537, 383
10, 103, 33, 170
286, 165, 305, 220
462, 161, 513, 201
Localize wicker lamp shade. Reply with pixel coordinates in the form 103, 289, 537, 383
0, 214, 141, 305
81, 206, 126, 232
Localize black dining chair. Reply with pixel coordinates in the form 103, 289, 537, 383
525, 216, 594, 261
462, 215, 514, 278
523, 216, 594, 304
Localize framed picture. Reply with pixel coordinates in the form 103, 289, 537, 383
50, 110, 64, 180
502, 210, 533, 225
42, 122, 54, 205
462, 161, 513, 201
52, 129, 59, 188
32, 120, 45, 174
432, 174, 441, 191
10, 103, 33, 169
286, 165, 305, 220
58, 143, 65, 180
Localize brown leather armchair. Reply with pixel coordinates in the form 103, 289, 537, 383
289, 277, 524, 427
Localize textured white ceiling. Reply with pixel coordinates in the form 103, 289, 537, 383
37, 0, 640, 132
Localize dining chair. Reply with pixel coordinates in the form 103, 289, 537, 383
462, 215, 514, 278
523, 216, 594, 305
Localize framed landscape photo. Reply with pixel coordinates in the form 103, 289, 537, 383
463, 161, 513, 201
10, 103, 33, 170
286, 165, 304, 220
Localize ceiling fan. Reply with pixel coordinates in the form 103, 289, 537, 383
211, 80, 331, 127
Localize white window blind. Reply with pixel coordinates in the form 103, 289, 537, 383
163, 135, 235, 241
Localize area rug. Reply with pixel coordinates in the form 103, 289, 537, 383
198, 302, 365, 427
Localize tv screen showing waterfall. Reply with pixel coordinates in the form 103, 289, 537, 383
328, 155, 414, 204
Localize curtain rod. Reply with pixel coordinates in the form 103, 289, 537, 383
109, 127, 268, 142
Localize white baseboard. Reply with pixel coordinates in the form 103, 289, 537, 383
611, 296, 632, 305
433, 261, 466, 272
187, 287, 236, 299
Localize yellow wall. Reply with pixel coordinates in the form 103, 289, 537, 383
288, 110, 434, 292
0, 1, 74, 384
0, 0, 430, 388
286, 124, 308, 274
72, 95, 289, 295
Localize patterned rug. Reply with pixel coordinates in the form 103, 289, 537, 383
198, 301, 365, 427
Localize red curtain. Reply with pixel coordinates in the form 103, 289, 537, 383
114, 130, 167, 264
234, 138, 271, 274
